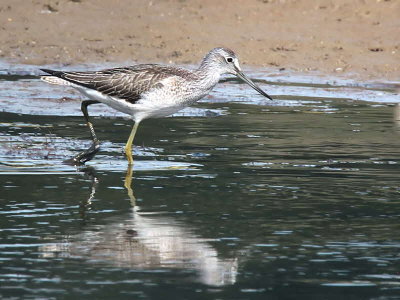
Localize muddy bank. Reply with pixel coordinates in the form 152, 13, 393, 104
0, 0, 399, 81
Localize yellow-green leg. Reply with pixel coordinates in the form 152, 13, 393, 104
125, 121, 140, 165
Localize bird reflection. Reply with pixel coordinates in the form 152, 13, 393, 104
40, 165, 238, 286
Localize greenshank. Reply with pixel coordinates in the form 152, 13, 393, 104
41, 47, 273, 165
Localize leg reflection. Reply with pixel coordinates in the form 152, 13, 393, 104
124, 164, 136, 207
79, 165, 136, 220
80, 166, 99, 222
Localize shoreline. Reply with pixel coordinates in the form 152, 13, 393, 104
1, 59, 398, 89
0, 0, 399, 82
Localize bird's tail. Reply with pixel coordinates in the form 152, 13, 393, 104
40, 76, 73, 86
40, 68, 72, 86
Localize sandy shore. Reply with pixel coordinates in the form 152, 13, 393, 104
0, 0, 399, 81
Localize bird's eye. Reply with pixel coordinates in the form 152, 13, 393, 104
226, 57, 233, 63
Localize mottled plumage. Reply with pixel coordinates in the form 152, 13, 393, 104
41, 65, 197, 104
41, 47, 273, 165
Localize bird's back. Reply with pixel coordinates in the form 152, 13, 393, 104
41, 64, 198, 104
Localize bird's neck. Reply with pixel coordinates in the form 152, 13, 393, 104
194, 62, 222, 91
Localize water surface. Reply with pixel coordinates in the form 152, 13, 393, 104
1, 65, 400, 299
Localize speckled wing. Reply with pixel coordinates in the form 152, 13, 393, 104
41, 65, 193, 104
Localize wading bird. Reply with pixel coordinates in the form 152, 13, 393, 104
41, 47, 273, 165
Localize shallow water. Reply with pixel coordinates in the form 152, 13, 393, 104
1, 64, 400, 299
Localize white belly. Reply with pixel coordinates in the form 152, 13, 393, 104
75, 85, 137, 115
74, 85, 194, 122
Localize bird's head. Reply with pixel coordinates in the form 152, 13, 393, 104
203, 47, 273, 100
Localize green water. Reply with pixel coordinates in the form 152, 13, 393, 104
1, 69, 400, 299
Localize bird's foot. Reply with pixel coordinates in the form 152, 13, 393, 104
64, 141, 100, 166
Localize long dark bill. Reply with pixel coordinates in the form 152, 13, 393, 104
235, 69, 273, 100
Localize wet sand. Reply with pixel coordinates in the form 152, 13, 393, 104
0, 0, 399, 81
